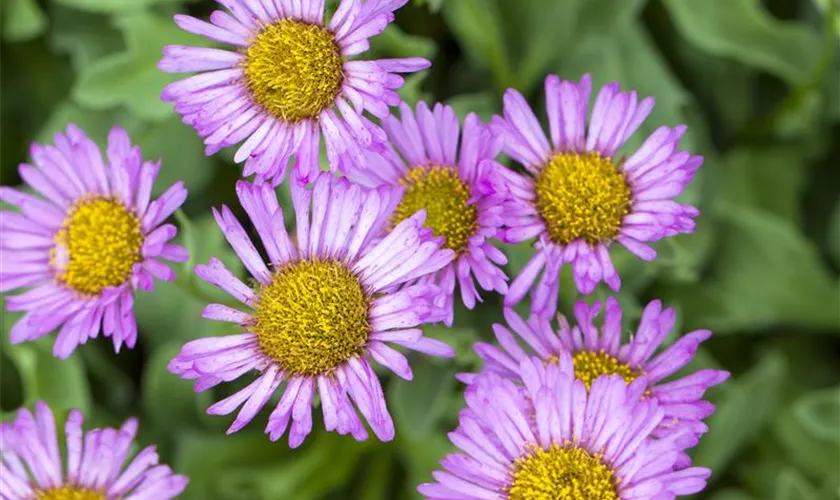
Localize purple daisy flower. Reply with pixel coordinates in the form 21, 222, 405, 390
168, 173, 455, 447
419, 358, 711, 499
159, 0, 430, 185
466, 298, 728, 452
0, 125, 188, 359
343, 101, 509, 325
0, 401, 188, 499
493, 73, 702, 313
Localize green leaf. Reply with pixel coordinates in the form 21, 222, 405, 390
446, 92, 498, 122
398, 432, 455, 500
792, 386, 839, 444
2, 0, 47, 42
176, 430, 361, 500
142, 341, 210, 429
175, 430, 293, 500
442, 0, 511, 89
128, 116, 217, 196
218, 434, 362, 500
0, 299, 90, 414
655, 214, 717, 285
661, 0, 820, 85
721, 146, 810, 223
774, 396, 840, 484
829, 200, 840, 268
356, 448, 395, 500
1, 338, 93, 415
48, 5, 124, 71
37, 100, 123, 146
414, 0, 446, 13
367, 25, 437, 60
389, 355, 458, 438
812, 0, 840, 38
710, 490, 755, 500
54, 0, 186, 14
775, 468, 819, 500
574, 0, 648, 36
73, 11, 214, 121
693, 349, 787, 477
669, 208, 840, 333
496, 0, 584, 93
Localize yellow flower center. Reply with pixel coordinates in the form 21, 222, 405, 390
252, 259, 371, 375
571, 350, 642, 390
243, 19, 344, 123
35, 486, 107, 500
534, 152, 631, 245
508, 444, 619, 500
391, 165, 478, 254
55, 198, 144, 295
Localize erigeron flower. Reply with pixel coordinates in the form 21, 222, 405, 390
0, 401, 188, 499
0, 125, 188, 358
160, 0, 430, 185
344, 101, 509, 325
494, 74, 701, 314
465, 297, 729, 463
420, 358, 711, 499
169, 173, 455, 447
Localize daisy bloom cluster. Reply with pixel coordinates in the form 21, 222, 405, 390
466, 298, 728, 459
160, 0, 430, 185
0, 125, 187, 359
345, 101, 510, 325
494, 74, 702, 314
168, 173, 456, 447
420, 358, 711, 499
0, 401, 187, 500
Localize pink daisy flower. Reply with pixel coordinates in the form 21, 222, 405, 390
0, 125, 188, 359
493, 74, 702, 314
465, 297, 728, 464
0, 401, 188, 499
168, 173, 455, 447
419, 358, 711, 499
159, 0, 430, 185
344, 101, 509, 325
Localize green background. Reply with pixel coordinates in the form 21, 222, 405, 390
1, 0, 839, 498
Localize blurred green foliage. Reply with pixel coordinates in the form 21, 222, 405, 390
1, 0, 839, 499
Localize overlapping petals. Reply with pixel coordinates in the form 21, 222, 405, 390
345, 101, 510, 325
0, 402, 188, 499
494, 74, 702, 314
168, 173, 455, 447
160, 0, 431, 185
0, 125, 188, 358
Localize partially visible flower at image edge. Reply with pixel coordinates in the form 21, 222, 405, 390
0, 124, 188, 359
168, 173, 455, 447
344, 101, 510, 326
0, 401, 188, 499
419, 358, 711, 499
159, 0, 430, 185
464, 297, 729, 467
494, 73, 702, 315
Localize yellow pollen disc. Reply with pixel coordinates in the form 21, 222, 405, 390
252, 259, 371, 376
391, 165, 478, 254
244, 19, 344, 123
571, 350, 642, 390
35, 486, 107, 500
508, 444, 619, 500
534, 151, 632, 245
55, 198, 143, 295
